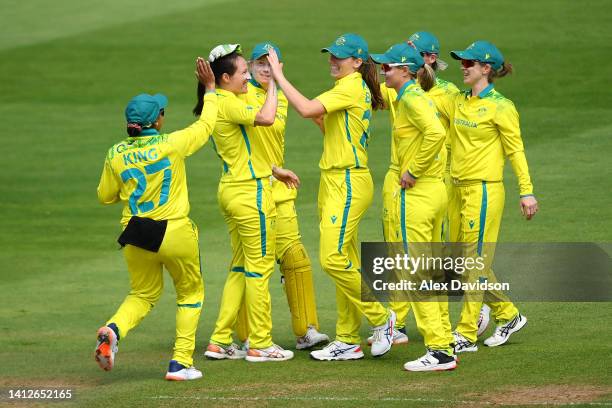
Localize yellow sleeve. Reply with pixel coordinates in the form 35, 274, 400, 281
97, 158, 121, 205
272, 92, 288, 134
435, 90, 456, 124
404, 96, 446, 178
167, 92, 218, 157
496, 102, 533, 196
379, 84, 393, 111
508, 151, 534, 196
224, 95, 258, 126
316, 82, 354, 113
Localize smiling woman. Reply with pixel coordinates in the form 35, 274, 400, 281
266, 33, 397, 362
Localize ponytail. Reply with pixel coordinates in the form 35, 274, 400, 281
126, 123, 142, 136
359, 57, 384, 110
193, 82, 205, 116
416, 63, 436, 92
487, 61, 513, 83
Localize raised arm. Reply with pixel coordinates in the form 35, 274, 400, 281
254, 76, 278, 126
267, 48, 326, 118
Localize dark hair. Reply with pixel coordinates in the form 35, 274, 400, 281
126, 123, 142, 136
484, 61, 513, 83
193, 50, 243, 115
430, 60, 439, 71
358, 57, 384, 110
416, 64, 436, 92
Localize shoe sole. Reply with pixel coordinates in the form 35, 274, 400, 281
204, 350, 245, 360
455, 346, 478, 353
485, 317, 528, 347
94, 328, 114, 371
165, 374, 203, 381
477, 313, 491, 337
404, 361, 457, 372
367, 338, 409, 346
310, 353, 365, 361
245, 355, 293, 362
296, 337, 330, 350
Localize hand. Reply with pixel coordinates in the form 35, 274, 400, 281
520, 195, 538, 220
400, 171, 416, 189
272, 165, 300, 189
195, 57, 215, 92
266, 48, 284, 79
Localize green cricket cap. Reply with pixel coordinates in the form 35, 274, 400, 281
371, 43, 424, 73
450, 40, 504, 70
251, 42, 282, 61
125, 93, 167, 127
321, 33, 369, 60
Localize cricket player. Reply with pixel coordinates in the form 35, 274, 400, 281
376, 32, 461, 345
267, 34, 397, 361
232, 42, 329, 350
95, 58, 216, 380
371, 43, 456, 371
437, 41, 538, 352
196, 44, 298, 362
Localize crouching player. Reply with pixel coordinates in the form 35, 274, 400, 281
95, 59, 217, 380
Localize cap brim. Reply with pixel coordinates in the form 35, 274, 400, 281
321, 46, 352, 59
450, 50, 477, 61
152, 94, 168, 109
370, 53, 393, 64
251, 51, 281, 62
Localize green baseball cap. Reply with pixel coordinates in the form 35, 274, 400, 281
371, 43, 424, 73
251, 42, 282, 61
450, 40, 504, 70
125, 93, 167, 127
208, 44, 242, 62
321, 33, 369, 60
408, 31, 440, 54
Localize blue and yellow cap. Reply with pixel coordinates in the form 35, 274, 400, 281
125, 93, 167, 127
251, 42, 281, 61
371, 43, 424, 73
321, 33, 369, 60
450, 40, 504, 70
408, 31, 440, 54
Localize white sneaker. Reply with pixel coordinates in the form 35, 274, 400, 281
310, 341, 364, 361
477, 304, 491, 337
94, 326, 118, 371
484, 314, 527, 347
165, 360, 203, 381
403, 349, 457, 372
453, 331, 478, 353
241, 339, 249, 351
367, 328, 408, 346
246, 344, 294, 362
204, 343, 247, 360
370, 310, 396, 357
296, 326, 330, 350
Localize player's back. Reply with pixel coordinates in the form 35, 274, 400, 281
102, 133, 191, 226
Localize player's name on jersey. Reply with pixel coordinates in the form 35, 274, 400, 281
121, 148, 160, 166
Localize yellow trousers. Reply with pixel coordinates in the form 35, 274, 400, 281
106, 218, 204, 367
448, 181, 519, 343
389, 179, 453, 352
319, 169, 388, 344
234, 179, 320, 340
209, 179, 277, 349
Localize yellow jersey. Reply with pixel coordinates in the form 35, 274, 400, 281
437, 84, 534, 195
392, 80, 446, 179
97, 92, 217, 226
211, 88, 272, 182
316, 72, 372, 170
241, 80, 289, 167
380, 83, 399, 171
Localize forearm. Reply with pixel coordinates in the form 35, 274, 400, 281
508, 151, 534, 196
407, 128, 445, 178
275, 72, 323, 118
256, 81, 278, 125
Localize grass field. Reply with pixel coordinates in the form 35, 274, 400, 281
1, 0, 611, 406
